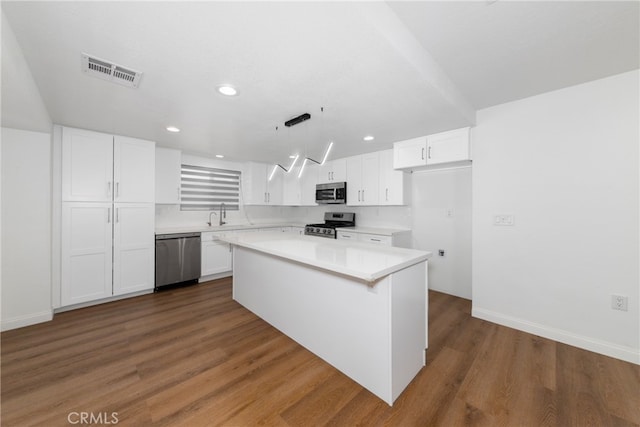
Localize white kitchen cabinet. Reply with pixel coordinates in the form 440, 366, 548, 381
155, 147, 181, 204
317, 158, 346, 183
393, 136, 427, 169
336, 230, 358, 241
201, 232, 233, 276
62, 126, 156, 202
300, 163, 319, 206
378, 149, 408, 205
358, 233, 392, 246
112, 204, 155, 295
244, 162, 283, 205
393, 127, 471, 170
61, 127, 114, 202
281, 167, 301, 206
59, 126, 156, 308
346, 153, 379, 206
61, 203, 114, 305
113, 136, 155, 203
425, 127, 471, 165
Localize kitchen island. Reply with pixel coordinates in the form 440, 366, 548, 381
219, 232, 431, 405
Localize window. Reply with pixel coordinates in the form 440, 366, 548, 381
180, 164, 240, 211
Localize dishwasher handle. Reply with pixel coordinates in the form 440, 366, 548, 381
156, 232, 201, 240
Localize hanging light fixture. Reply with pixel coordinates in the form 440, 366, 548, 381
269, 126, 300, 181
298, 107, 333, 178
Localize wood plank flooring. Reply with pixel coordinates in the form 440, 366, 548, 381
2, 279, 639, 426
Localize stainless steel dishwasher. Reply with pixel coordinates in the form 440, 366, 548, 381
155, 232, 201, 289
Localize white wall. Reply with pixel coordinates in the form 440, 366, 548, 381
1, 128, 53, 330
472, 70, 639, 364
1, 11, 52, 132
411, 167, 472, 299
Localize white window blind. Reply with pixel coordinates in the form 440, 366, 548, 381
180, 164, 240, 211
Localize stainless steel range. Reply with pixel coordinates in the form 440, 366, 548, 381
304, 212, 355, 239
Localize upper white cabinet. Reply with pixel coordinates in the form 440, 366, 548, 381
243, 162, 283, 205
393, 127, 471, 169
318, 158, 346, 183
346, 153, 379, 206
299, 163, 319, 206
378, 149, 408, 205
281, 167, 301, 206
155, 147, 182, 204
61, 127, 114, 202
426, 127, 471, 165
113, 136, 155, 203
62, 127, 156, 202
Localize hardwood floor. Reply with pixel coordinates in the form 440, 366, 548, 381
2, 279, 639, 426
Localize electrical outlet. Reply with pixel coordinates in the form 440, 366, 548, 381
611, 295, 628, 311
438, 249, 445, 257
494, 214, 515, 226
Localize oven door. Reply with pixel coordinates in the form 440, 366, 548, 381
315, 182, 346, 204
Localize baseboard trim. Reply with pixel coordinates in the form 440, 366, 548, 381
472, 307, 640, 365
1, 310, 53, 332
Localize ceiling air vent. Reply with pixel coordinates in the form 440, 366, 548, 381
81, 53, 143, 88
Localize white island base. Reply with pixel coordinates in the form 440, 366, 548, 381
231, 243, 428, 406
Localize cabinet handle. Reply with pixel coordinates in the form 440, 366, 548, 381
358, 190, 361, 202
115, 182, 120, 198
116, 208, 119, 223
107, 182, 112, 197
421, 148, 425, 160
107, 207, 111, 223
371, 239, 381, 242
362, 190, 365, 202
328, 172, 331, 181
386, 188, 389, 201
428, 146, 432, 159
331, 172, 334, 180
264, 192, 267, 203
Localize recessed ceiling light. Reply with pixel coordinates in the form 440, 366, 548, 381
217, 85, 238, 96
363, 135, 374, 142
166, 126, 180, 133
215, 154, 224, 158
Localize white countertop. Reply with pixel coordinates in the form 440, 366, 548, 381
220, 232, 431, 283
155, 222, 305, 235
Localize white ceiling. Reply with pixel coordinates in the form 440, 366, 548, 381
2, 1, 638, 164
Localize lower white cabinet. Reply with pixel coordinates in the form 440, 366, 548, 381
337, 230, 405, 247
201, 232, 233, 276
61, 202, 154, 306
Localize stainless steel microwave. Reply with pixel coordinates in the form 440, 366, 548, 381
316, 182, 347, 204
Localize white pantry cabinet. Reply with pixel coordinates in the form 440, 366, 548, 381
59, 126, 155, 308
346, 153, 379, 206
317, 158, 346, 183
62, 127, 155, 202
155, 147, 181, 204
243, 162, 283, 205
393, 127, 471, 169
378, 149, 407, 205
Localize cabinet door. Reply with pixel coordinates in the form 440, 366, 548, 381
360, 152, 379, 206
282, 168, 301, 206
201, 240, 233, 276
346, 155, 362, 206
331, 158, 347, 182
112, 203, 155, 295
114, 136, 156, 203
379, 149, 406, 205
300, 163, 319, 206
155, 148, 181, 204
393, 136, 427, 169
62, 127, 114, 202
426, 127, 470, 165
266, 167, 283, 205
61, 202, 113, 305
336, 230, 358, 241
243, 162, 268, 205
359, 233, 392, 246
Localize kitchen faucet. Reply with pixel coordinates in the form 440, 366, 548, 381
207, 211, 217, 227
219, 203, 226, 226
